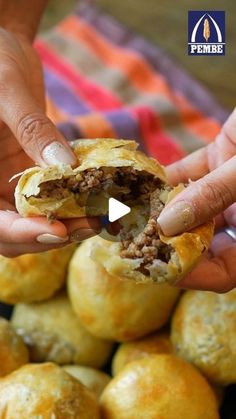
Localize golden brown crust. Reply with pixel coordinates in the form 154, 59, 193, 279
0, 363, 100, 419
111, 329, 224, 406
100, 354, 219, 419
68, 238, 180, 341
82, 182, 214, 284
112, 331, 173, 375
63, 365, 111, 398
89, 218, 214, 284
0, 318, 29, 377
15, 138, 213, 284
15, 139, 166, 218
0, 245, 75, 304
171, 289, 236, 385
11, 292, 113, 368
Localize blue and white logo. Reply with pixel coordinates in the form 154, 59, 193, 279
188, 11, 225, 55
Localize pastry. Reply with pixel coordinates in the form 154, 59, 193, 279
112, 330, 173, 375
0, 362, 100, 418
11, 291, 113, 368
0, 318, 29, 376
0, 245, 75, 304
15, 139, 213, 284
68, 237, 180, 341
63, 365, 110, 398
100, 354, 219, 419
171, 289, 236, 385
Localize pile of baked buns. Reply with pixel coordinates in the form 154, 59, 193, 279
0, 139, 234, 418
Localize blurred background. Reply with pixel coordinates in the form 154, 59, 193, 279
41, 0, 235, 112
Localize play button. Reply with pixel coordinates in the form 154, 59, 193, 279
85, 187, 150, 242
108, 198, 131, 222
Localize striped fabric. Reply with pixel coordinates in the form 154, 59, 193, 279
35, 2, 228, 165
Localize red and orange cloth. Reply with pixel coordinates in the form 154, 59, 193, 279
35, 1, 228, 166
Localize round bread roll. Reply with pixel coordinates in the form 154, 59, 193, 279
0, 318, 29, 377
63, 365, 111, 398
68, 237, 180, 341
100, 355, 219, 419
112, 331, 173, 375
15, 139, 214, 284
11, 292, 113, 368
0, 245, 75, 304
0, 362, 100, 418
171, 289, 236, 385
111, 330, 224, 407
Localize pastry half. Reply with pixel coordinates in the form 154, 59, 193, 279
15, 139, 214, 283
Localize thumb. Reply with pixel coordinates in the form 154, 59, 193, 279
157, 156, 236, 236
0, 76, 77, 167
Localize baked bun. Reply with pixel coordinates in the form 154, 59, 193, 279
0, 318, 29, 376
111, 330, 224, 406
11, 292, 113, 368
0, 363, 100, 418
100, 354, 219, 419
63, 365, 110, 398
15, 139, 213, 284
68, 237, 180, 341
0, 245, 75, 304
112, 331, 173, 375
171, 289, 236, 385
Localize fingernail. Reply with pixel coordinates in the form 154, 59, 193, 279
36, 234, 68, 244
42, 141, 76, 166
157, 201, 195, 236
70, 229, 97, 242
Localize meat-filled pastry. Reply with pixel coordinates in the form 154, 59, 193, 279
0, 245, 75, 304
100, 355, 219, 419
63, 365, 111, 398
15, 139, 213, 284
0, 363, 100, 419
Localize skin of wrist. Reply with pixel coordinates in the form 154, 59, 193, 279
0, 1, 48, 43
0, 23, 35, 43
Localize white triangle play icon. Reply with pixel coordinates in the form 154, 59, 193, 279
108, 198, 131, 222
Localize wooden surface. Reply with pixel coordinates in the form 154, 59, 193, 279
42, 0, 235, 112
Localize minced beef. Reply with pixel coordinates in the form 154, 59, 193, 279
120, 184, 173, 272
120, 217, 173, 272
37, 167, 173, 274
38, 167, 162, 201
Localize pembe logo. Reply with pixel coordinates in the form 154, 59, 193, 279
188, 11, 225, 55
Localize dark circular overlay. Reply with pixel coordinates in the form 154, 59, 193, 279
85, 191, 150, 242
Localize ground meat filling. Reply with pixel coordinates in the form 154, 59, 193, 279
38, 168, 115, 199
120, 184, 173, 274
37, 167, 173, 273
120, 217, 173, 274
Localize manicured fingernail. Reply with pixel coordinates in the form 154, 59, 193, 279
157, 201, 195, 236
42, 141, 76, 166
36, 234, 68, 244
70, 229, 97, 242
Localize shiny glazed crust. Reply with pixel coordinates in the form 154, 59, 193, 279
0, 245, 75, 304
63, 365, 111, 398
0, 318, 29, 377
112, 331, 173, 375
100, 354, 219, 419
0, 363, 100, 419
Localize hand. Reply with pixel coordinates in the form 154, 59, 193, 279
0, 29, 99, 257
157, 109, 236, 292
